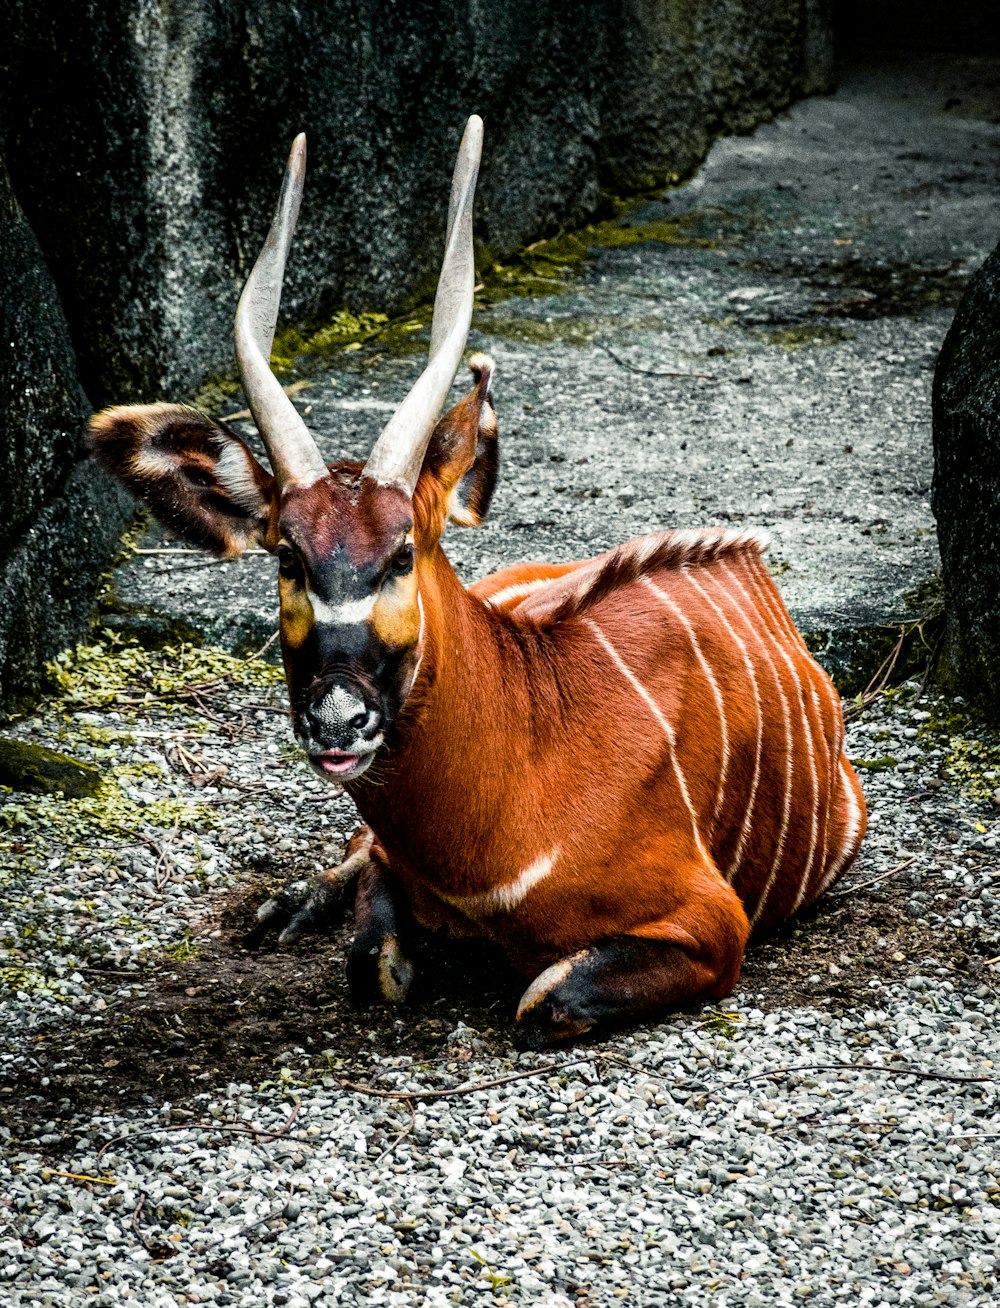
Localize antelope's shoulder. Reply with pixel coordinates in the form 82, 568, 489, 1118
488, 528, 771, 627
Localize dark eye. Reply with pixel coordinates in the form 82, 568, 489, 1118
390, 544, 414, 577
276, 544, 300, 578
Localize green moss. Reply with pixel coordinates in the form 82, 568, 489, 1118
0, 738, 102, 797
189, 375, 241, 418
917, 700, 1000, 805
270, 309, 392, 371
44, 633, 283, 710
1, 773, 216, 859
0, 965, 72, 1002
753, 324, 851, 350
850, 756, 898, 772
164, 934, 201, 962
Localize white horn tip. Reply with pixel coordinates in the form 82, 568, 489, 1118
468, 352, 494, 380
289, 133, 307, 172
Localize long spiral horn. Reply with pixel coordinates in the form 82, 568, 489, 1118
234, 134, 329, 490
362, 115, 483, 494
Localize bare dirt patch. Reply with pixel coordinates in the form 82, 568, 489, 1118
4, 864, 994, 1149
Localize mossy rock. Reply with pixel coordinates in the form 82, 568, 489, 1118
0, 738, 102, 798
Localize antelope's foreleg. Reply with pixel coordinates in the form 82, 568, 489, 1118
256, 826, 376, 945
514, 884, 750, 1047
347, 857, 415, 1006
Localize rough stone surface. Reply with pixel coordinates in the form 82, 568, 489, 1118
933, 241, 1000, 713
0, 0, 831, 713
1, 0, 832, 405
108, 55, 1000, 693
0, 737, 102, 798
0, 156, 132, 709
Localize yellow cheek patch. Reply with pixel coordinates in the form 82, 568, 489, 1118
278, 576, 314, 648
372, 572, 421, 648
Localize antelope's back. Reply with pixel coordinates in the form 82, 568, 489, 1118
477, 529, 866, 935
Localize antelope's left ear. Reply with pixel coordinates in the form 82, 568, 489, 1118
420, 353, 498, 528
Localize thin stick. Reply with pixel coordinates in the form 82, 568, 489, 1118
743, 1062, 994, 1086
131, 1193, 156, 1256
246, 630, 280, 662
843, 625, 908, 722
41, 1168, 117, 1186
97, 1100, 305, 1164
134, 548, 269, 556
830, 855, 917, 898
257, 1099, 302, 1143
375, 1102, 418, 1163
596, 340, 715, 381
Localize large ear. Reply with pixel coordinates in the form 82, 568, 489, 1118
417, 354, 498, 531
88, 403, 278, 557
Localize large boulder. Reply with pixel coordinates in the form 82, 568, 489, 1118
0, 154, 131, 708
932, 240, 1000, 710
1, 1, 833, 406
0, 0, 832, 712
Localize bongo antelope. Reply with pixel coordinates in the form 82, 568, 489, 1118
89, 118, 866, 1045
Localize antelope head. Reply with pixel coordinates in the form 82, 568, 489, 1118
89, 118, 498, 782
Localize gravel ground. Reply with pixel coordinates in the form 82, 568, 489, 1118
1, 637, 999, 1307
3, 52, 1000, 1308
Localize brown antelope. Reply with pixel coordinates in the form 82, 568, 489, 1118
88, 118, 866, 1045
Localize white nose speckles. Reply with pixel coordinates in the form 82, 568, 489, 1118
313, 684, 369, 732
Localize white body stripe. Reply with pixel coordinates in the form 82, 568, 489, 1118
681, 569, 763, 881
441, 848, 560, 916
586, 618, 710, 864
642, 575, 731, 839
485, 578, 554, 610
818, 757, 865, 894
742, 559, 836, 909
702, 566, 794, 925
725, 561, 821, 919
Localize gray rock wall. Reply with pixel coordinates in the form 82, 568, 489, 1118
0, 157, 132, 708
932, 241, 1000, 713
3, 1, 833, 404
0, 0, 832, 710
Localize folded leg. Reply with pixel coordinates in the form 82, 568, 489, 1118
515, 875, 749, 1046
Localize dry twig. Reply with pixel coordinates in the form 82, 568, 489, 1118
744, 1062, 994, 1087
375, 1102, 418, 1163
830, 855, 917, 898
596, 339, 715, 380
98, 1099, 304, 1164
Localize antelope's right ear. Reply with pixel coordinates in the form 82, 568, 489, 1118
87, 403, 278, 557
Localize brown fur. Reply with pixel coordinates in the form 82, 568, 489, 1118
88, 360, 866, 1041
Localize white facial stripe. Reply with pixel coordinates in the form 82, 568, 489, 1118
307, 588, 377, 626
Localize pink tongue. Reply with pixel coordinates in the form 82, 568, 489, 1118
319, 754, 358, 774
